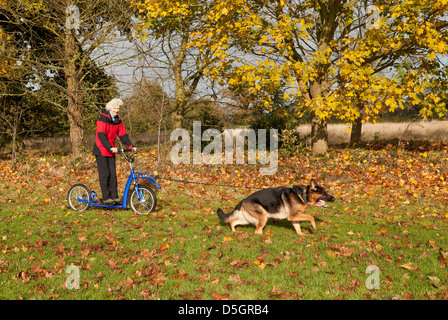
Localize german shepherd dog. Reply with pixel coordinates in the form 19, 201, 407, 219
217, 179, 335, 236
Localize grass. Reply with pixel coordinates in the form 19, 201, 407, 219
0, 143, 448, 300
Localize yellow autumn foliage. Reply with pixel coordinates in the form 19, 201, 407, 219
133, 0, 448, 145
187, 0, 448, 124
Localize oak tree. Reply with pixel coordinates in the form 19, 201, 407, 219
195, 0, 448, 153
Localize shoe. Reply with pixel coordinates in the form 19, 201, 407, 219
112, 198, 122, 205
112, 198, 120, 202
103, 199, 115, 205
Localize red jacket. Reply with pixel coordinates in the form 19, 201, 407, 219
92, 109, 133, 157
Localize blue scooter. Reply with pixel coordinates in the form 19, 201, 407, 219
67, 149, 161, 215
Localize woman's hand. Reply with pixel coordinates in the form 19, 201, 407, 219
132, 147, 137, 153
110, 147, 118, 153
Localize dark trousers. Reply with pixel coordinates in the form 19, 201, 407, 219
95, 155, 118, 200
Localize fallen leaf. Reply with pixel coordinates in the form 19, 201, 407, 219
228, 275, 242, 283
78, 233, 87, 242
375, 228, 389, 235
122, 277, 134, 287
428, 276, 441, 288
13, 271, 31, 284
326, 250, 337, 257
399, 262, 418, 271
211, 291, 230, 300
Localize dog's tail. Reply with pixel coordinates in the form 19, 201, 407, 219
217, 208, 234, 221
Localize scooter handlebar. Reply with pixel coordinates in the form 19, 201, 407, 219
119, 148, 136, 154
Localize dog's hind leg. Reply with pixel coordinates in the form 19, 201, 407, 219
229, 219, 241, 232
227, 209, 253, 233
240, 202, 267, 235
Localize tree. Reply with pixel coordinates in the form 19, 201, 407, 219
131, 0, 219, 129
0, 97, 29, 167
195, 0, 448, 153
123, 77, 172, 161
0, 0, 134, 157
0, 14, 35, 164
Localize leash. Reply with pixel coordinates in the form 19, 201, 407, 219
154, 175, 261, 190
118, 145, 261, 190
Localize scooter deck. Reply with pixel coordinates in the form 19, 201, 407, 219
90, 203, 125, 209
77, 197, 126, 209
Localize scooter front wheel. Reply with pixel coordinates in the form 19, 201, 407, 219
129, 185, 157, 215
67, 184, 91, 211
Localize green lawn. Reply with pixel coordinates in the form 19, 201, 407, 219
0, 145, 447, 300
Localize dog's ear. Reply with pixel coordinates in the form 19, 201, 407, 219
292, 185, 306, 195
310, 179, 318, 190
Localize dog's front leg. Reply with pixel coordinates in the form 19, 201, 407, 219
289, 213, 316, 235
308, 215, 316, 231
254, 215, 268, 235
291, 222, 306, 236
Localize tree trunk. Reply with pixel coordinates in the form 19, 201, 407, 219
11, 119, 17, 169
171, 107, 184, 129
67, 96, 84, 157
311, 114, 328, 154
309, 81, 329, 154
350, 116, 363, 145
64, 25, 84, 157
350, 103, 364, 145
172, 68, 186, 129
169, 25, 203, 130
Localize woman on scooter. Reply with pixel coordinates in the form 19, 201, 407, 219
92, 98, 137, 205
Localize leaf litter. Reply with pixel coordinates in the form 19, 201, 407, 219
0, 144, 448, 299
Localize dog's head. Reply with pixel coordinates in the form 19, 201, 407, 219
305, 179, 335, 208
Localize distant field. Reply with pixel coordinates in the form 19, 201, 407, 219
297, 120, 448, 145
21, 120, 448, 153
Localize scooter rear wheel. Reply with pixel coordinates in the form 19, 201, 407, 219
67, 184, 91, 211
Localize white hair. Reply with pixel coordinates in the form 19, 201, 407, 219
105, 98, 123, 110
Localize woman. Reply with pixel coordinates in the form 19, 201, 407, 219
92, 98, 136, 205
